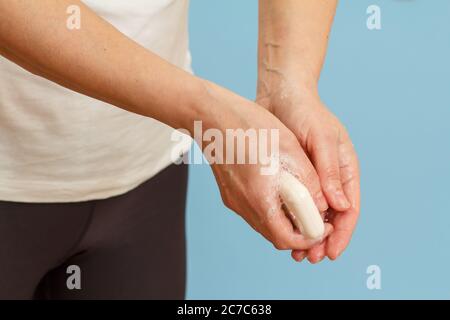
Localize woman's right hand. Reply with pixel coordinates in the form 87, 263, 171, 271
195, 81, 333, 251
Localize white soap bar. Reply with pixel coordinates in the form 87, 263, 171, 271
279, 171, 325, 240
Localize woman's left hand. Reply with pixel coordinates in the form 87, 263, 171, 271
257, 83, 361, 263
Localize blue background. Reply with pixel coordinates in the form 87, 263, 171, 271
185, 0, 450, 299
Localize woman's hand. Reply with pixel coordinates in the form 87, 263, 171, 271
198, 81, 333, 252
257, 83, 360, 262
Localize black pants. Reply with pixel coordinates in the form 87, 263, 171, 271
0, 164, 188, 300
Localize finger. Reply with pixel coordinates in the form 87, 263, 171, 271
326, 207, 358, 260
291, 225, 331, 262
310, 133, 351, 211
307, 241, 326, 264
338, 139, 361, 211
326, 141, 361, 260
291, 250, 307, 262
265, 208, 333, 251
306, 210, 329, 263
290, 212, 332, 259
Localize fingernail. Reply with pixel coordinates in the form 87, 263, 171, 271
307, 256, 319, 265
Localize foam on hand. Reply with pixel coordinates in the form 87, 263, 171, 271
279, 171, 325, 240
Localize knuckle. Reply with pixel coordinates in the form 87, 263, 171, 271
323, 166, 340, 180
317, 130, 338, 144
273, 241, 287, 250
272, 236, 289, 250
221, 192, 233, 210
323, 178, 341, 194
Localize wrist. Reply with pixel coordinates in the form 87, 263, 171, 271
176, 77, 222, 133
256, 74, 319, 107
185, 78, 249, 135
257, 51, 320, 102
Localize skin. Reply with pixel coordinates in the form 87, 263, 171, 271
0, 1, 332, 253
258, 0, 361, 262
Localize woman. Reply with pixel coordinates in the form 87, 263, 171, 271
0, 0, 360, 299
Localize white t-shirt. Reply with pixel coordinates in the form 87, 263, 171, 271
0, 0, 192, 203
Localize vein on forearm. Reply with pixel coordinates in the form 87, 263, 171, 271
258, 0, 337, 89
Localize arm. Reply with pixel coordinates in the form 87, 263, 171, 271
258, 0, 360, 262
257, 0, 337, 98
0, 0, 202, 132
0, 0, 331, 254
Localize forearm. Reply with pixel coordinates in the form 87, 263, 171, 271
0, 0, 209, 132
258, 0, 337, 96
